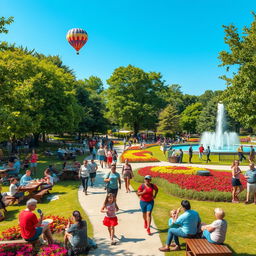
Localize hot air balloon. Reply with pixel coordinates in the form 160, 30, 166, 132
66, 28, 88, 55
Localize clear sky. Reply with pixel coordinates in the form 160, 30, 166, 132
1, 0, 255, 95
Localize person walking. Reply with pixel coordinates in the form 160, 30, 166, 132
89, 159, 98, 187
237, 145, 246, 162
122, 159, 134, 193
206, 146, 211, 163
188, 146, 193, 163
137, 175, 158, 235
30, 149, 38, 176
104, 163, 121, 198
198, 145, 204, 160
79, 160, 91, 195
249, 145, 255, 163
244, 163, 256, 204
97, 146, 106, 169
178, 149, 183, 163
101, 193, 119, 245
231, 160, 244, 203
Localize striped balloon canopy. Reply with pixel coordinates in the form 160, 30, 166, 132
66, 28, 88, 54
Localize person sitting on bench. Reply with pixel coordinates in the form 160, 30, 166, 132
159, 200, 201, 252
20, 170, 33, 186
41, 168, 54, 189
7, 178, 24, 203
201, 208, 227, 244
19, 198, 53, 244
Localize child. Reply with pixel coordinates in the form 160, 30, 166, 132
168, 209, 179, 228
101, 193, 119, 245
112, 150, 118, 164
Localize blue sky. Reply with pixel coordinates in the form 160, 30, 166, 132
1, 0, 255, 95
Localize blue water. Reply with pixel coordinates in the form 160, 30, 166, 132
171, 144, 252, 153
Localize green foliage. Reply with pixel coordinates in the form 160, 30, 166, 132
0, 16, 14, 34
219, 13, 256, 129
106, 65, 165, 134
83, 76, 104, 94
0, 49, 81, 140
157, 104, 180, 134
180, 102, 203, 133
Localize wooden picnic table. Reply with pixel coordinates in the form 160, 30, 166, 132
18, 181, 44, 195
61, 167, 79, 180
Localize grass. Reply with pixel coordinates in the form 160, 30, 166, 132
1, 152, 93, 239
131, 178, 256, 256
147, 146, 252, 166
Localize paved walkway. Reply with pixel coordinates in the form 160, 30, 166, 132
78, 146, 163, 256
78, 146, 247, 255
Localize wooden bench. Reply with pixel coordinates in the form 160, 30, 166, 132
4, 195, 17, 206
185, 238, 232, 256
32, 188, 50, 202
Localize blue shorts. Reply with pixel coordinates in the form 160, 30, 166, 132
140, 200, 154, 213
26, 227, 43, 241
30, 163, 37, 168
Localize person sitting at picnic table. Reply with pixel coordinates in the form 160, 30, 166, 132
20, 169, 33, 186
64, 210, 89, 254
201, 208, 227, 244
41, 168, 54, 189
1, 158, 21, 176
159, 200, 201, 252
19, 198, 54, 244
7, 177, 24, 203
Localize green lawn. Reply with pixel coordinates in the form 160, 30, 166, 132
148, 146, 251, 166
131, 179, 256, 256
1, 152, 93, 239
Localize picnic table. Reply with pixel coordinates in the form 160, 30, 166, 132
18, 180, 44, 195
61, 167, 79, 180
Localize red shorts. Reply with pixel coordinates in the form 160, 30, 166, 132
103, 216, 118, 227
107, 157, 113, 164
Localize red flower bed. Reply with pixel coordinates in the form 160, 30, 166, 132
138, 166, 246, 192
187, 138, 200, 142
240, 137, 251, 142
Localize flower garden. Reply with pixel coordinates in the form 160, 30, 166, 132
0, 215, 69, 255
137, 166, 246, 201
126, 143, 159, 150
121, 149, 159, 162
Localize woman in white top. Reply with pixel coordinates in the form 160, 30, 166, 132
79, 160, 91, 195
231, 160, 243, 203
42, 168, 54, 189
201, 208, 227, 244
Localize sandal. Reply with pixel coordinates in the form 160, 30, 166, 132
159, 247, 170, 252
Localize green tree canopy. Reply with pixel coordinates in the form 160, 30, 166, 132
157, 104, 180, 135
106, 65, 165, 134
0, 16, 14, 34
219, 13, 256, 128
180, 102, 203, 133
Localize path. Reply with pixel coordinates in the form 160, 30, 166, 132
78, 146, 163, 256
78, 145, 247, 255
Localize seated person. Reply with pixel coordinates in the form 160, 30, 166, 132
20, 169, 33, 186
19, 198, 53, 244
5, 158, 21, 176
49, 164, 61, 182
73, 160, 81, 170
201, 208, 227, 244
64, 210, 88, 253
0, 186, 7, 221
41, 168, 54, 189
159, 200, 201, 252
168, 209, 180, 228
7, 177, 24, 203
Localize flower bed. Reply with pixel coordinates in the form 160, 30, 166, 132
187, 138, 200, 142
138, 166, 246, 192
126, 143, 159, 150
0, 243, 67, 256
0, 215, 70, 241
121, 150, 159, 162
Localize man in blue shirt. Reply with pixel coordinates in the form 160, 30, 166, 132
104, 163, 121, 197
20, 169, 33, 186
244, 163, 256, 204
159, 200, 201, 252
4, 158, 21, 176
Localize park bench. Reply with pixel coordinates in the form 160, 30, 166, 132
32, 188, 50, 202
4, 195, 17, 205
185, 238, 232, 256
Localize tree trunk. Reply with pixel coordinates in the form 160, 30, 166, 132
133, 122, 139, 137
33, 133, 40, 147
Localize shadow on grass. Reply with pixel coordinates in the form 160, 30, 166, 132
5, 209, 19, 221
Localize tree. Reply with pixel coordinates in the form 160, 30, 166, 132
180, 102, 203, 133
157, 104, 180, 135
106, 65, 165, 134
0, 49, 81, 142
198, 90, 222, 106
83, 76, 104, 94
219, 13, 256, 129
0, 16, 14, 34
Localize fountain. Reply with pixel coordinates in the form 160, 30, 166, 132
200, 103, 240, 151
